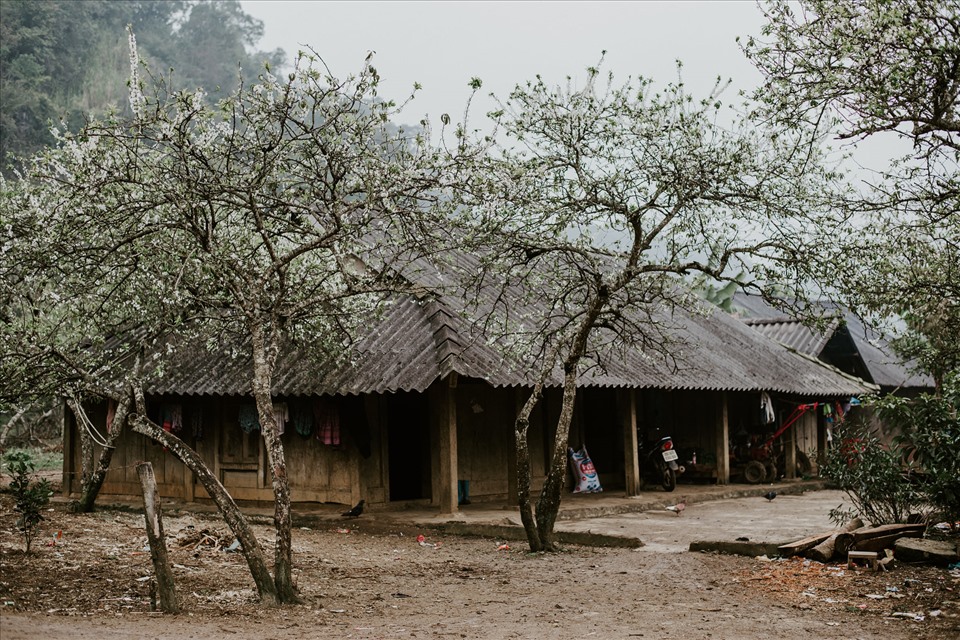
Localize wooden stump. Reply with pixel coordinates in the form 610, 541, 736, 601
137, 462, 180, 614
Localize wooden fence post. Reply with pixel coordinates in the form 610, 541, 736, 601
136, 461, 180, 614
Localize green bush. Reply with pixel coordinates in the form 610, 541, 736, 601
822, 422, 924, 525
823, 373, 960, 528
885, 375, 960, 527
3, 451, 53, 553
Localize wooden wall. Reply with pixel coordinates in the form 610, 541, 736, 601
68, 394, 379, 508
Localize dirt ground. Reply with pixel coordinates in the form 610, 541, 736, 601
1, 484, 958, 639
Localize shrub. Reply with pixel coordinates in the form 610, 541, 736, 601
823, 372, 960, 528
822, 421, 924, 525
3, 451, 53, 553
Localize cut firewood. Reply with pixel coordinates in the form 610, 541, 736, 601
806, 517, 863, 563
835, 523, 926, 557
778, 532, 835, 557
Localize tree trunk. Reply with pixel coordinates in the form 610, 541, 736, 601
0, 406, 27, 447
249, 324, 302, 604
68, 397, 97, 503
534, 368, 579, 551
129, 412, 279, 606
514, 386, 544, 552
518, 295, 602, 553
72, 394, 132, 512
136, 462, 179, 614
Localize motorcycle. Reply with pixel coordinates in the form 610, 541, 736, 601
642, 434, 683, 491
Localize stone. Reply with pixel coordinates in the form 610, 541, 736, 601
894, 537, 960, 566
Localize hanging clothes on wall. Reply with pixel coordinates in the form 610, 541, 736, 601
314, 397, 340, 446
105, 400, 116, 434
191, 402, 204, 440
238, 404, 261, 433
292, 403, 313, 438
273, 402, 290, 435
169, 404, 183, 433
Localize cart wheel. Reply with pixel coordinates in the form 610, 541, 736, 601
744, 460, 766, 484
765, 461, 778, 482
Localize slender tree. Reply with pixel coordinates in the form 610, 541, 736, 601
453, 63, 844, 551
2, 35, 452, 603
743, 0, 959, 388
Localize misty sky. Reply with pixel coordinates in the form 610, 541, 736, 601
240, 1, 768, 125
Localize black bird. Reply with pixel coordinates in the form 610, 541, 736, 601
764, 491, 777, 501
341, 499, 365, 518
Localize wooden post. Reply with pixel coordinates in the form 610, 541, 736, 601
619, 389, 640, 496
136, 462, 180, 614
715, 392, 730, 485
785, 410, 797, 480
62, 398, 74, 497
429, 377, 458, 515
507, 389, 521, 506
817, 408, 827, 470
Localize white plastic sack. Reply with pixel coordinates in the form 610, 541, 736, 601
568, 446, 603, 493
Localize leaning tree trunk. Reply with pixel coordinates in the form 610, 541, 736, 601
250, 325, 302, 604
515, 384, 545, 552
527, 297, 601, 552
69, 394, 132, 512
129, 408, 279, 606
534, 367, 579, 551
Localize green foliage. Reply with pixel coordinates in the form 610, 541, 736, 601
3, 447, 62, 472
822, 422, 923, 526
2, 450, 53, 553
884, 375, 960, 526
745, 0, 959, 391
823, 374, 960, 526
0, 0, 284, 173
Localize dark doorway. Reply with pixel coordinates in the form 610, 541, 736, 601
386, 392, 431, 501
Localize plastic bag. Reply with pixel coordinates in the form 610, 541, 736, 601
568, 446, 602, 493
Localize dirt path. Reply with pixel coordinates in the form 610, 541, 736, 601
1, 492, 957, 639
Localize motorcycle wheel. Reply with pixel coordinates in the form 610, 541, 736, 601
661, 467, 677, 492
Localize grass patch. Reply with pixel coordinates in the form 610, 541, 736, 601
2, 447, 63, 472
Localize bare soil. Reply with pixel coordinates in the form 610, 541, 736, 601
1, 484, 958, 639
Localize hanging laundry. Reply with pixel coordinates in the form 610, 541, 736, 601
169, 404, 183, 433
273, 402, 290, 436
191, 404, 203, 440
161, 405, 174, 435
314, 397, 340, 446
293, 404, 313, 438
760, 391, 775, 425
238, 404, 261, 433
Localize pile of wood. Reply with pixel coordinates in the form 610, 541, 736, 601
778, 518, 926, 565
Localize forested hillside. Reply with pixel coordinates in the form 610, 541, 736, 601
0, 0, 284, 173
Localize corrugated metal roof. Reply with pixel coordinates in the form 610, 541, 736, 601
742, 318, 838, 356
732, 292, 933, 390
138, 272, 877, 398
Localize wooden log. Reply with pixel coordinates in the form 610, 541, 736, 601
851, 522, 926, 541
137, 462, 180, 614
806, 517, 863, 563
778, 532, 835, 557
836, 523, 926, 557
852, 529, 925, 553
